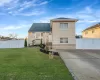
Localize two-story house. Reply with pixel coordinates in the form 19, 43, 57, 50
28, 18, 78, 49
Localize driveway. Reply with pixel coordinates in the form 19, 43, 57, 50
58, 50, 100, 80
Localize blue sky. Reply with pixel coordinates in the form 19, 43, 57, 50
0, 0, 100, 38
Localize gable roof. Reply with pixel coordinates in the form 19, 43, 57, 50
82, 23, 100, 32
28, 23, 51, 32
51, 17, 78, 22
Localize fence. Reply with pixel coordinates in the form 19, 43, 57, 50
76, 39, 100, 49
0, 40, 24, 48
0, 39, 100, 49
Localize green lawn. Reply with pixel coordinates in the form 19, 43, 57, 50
0, 48, 73, 80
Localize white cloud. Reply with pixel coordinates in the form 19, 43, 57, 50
85, 7, 92, 13
1, 0, 48, 16
4, 0, 20, 11
58, 8, 72, 10
39, 1, 48, 5
19, 1, 34, 11
17, 0, 49, 12
78, 6, 92, 14
0, 0, 12, 6
0, 24, 30, 30
13, 10, 45, 16
3, 26, 22, 30
0, 24, 31, 38
5, 0, 48, 11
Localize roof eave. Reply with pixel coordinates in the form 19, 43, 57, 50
28, 31, 51, 32
50, 19, 78, 22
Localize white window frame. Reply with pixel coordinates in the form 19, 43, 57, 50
60, 23, 68, 30
60, 38, 68, 43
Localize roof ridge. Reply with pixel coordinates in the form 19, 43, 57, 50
82, 23, 100, 32
33, 23, 50, 24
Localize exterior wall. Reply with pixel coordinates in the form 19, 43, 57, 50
52, 21, 76, 49
82, 27, 100, 38
42, 32, 48, 44
28, 32, 42, 46
28, 32, 34, 46
28, 32, 52, 46
34, 39, 41, 45
42, 32, 52, 44
52, 44, 76, 49
49, 34, 52, 42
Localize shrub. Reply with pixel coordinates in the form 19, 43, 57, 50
40, 39, 45, 48
24, 38, 27, 47
40, 39, 42, 47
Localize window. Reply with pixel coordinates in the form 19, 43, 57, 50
36, 33, 40, 38
60, 23, 68, 30
85, 32, 88, 35
60, 38, 68, 43
92, 30, 94, 33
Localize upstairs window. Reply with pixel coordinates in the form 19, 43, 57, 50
60, 38, 68, 43
60, 23, 68, 30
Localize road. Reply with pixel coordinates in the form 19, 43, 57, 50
58, 50, 100, 80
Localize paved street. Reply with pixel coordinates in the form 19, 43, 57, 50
58, 50, 100, 80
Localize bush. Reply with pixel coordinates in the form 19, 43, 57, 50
24, 38, 27, 47
40, 48, 49, 54
40, 39, 42, 47
40, 39, 45, 49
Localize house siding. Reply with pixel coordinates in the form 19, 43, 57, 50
28, 32, 41, 46
52, 21, 76, 49
82, 26, 100, 38
28, 32, 34, 46
28, 32, 51, 46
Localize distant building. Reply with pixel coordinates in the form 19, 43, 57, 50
82, 23, 100, 38
0, 36, 18, 41
76, 35, 82, 38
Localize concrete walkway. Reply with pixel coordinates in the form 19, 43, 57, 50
58, 50, 100, 80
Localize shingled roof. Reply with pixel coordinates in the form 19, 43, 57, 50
28, 23, 51, 32
51, 17, 78, 22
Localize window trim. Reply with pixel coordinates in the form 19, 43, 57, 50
60, 23, 68, 30
60, 38, 68, 43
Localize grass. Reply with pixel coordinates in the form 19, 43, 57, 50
0, 48, 73, 80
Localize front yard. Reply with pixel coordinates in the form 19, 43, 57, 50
0, 48, 73, 80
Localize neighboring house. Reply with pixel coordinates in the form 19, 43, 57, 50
82, 23, 100, 38
28, 18, 78, 49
